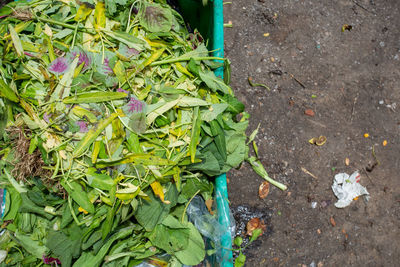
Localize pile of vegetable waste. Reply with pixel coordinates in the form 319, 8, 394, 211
0, 0, 286, 266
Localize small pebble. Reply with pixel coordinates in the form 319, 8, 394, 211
379, 100, 384, 105
321, 200, 330, 208
311, 202, 317, 209
310, 261, 316, 267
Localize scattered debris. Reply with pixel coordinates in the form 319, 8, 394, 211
224, 21, 233, 27
350, 92, 359, 122
386, 102, 396, 112
268, 69, 283, 75
341, 24, 353, 32
301, 167, 318, 179
205, 199, 214, 215
304, 109, 315, 117
366, 145, 380, 172
248, 77, 271, 90
309, 136, 327, 146
311, 202, 318, 209
288, 72, 306, 88
320, 200, 331, 208
351, 0, 376, 15
332, 171, 370, 208
258, 181, 270, 199
330, 216, 336, 227
366, 161, 378, 172
246, 217, 267, 236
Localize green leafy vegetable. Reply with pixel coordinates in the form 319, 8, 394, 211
0, 0, 286, 265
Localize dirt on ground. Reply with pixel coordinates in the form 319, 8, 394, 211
224, 0, 400, 266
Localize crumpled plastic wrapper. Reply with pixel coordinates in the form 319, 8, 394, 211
332, 171, 369, 208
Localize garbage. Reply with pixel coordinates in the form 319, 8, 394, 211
311, 202, 318, 209
341, 24, 353, 32
187, 195, 235, 265
304, 109, 315, 117
309, 136, 327, 146
258, 181, 270, 199
331, 171, 370, 208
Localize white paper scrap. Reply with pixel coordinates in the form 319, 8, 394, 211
332, 171, 369, 208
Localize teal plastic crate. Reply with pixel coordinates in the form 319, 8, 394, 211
177, 1, 233, 266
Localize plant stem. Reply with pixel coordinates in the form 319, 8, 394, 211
150, 56, 226, 66
35, 16, 96, 34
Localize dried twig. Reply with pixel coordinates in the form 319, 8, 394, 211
301, 167, 318, 179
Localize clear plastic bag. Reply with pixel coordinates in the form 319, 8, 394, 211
187, 195, 235, 266
134, 195, 235, 267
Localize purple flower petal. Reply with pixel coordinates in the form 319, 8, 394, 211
42, 255, 61, 265
48, 57, 69, 74
24, 51, 35, 57
117, 88, 129, 94
127, 97, 145, 113
76, 121, 89, 132
43, 112, 51, 123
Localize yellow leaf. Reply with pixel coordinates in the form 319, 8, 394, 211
94, 2, 106, 29
113, 60, 126, 83
150, 181, 170, 204
91, 141, 101, 164
74, 3, 94, 22
8, 24, 24, 57
72, 105, 97, 123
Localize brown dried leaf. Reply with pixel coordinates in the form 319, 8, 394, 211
330, 216, 336, 227
205, 199, 214, 215
258, 181, 270, 199
246, 217, 267, 236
